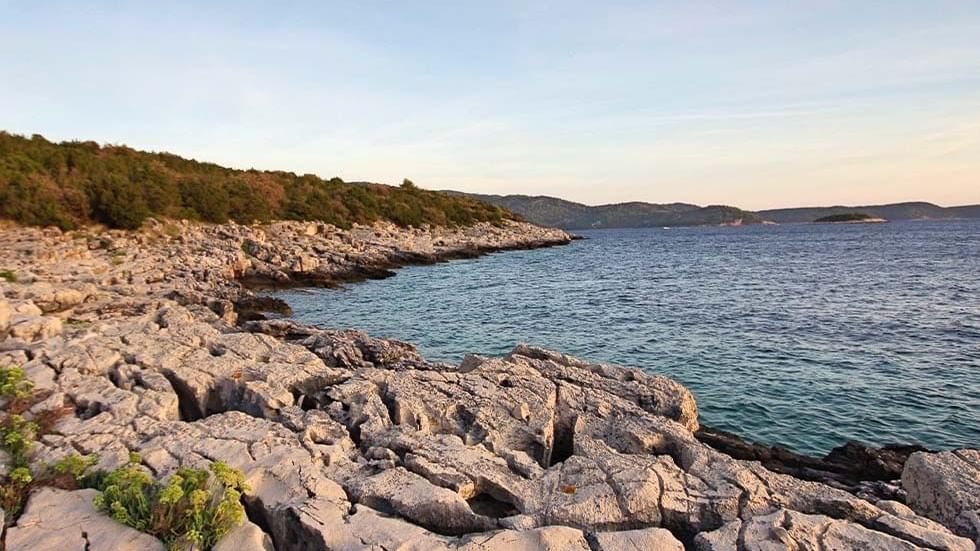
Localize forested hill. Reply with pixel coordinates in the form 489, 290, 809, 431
449, 192, 980, 229
0, 132, 512, 230
444, 192, 762, 229
757, 202, 980, 223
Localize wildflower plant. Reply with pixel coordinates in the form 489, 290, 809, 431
91, 454, 249, 550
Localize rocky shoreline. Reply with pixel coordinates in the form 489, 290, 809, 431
0, 219, 977, 550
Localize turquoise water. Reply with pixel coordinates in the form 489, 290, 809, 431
274, 220, 980, 456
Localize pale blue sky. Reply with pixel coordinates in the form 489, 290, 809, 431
1, 1, 978, 209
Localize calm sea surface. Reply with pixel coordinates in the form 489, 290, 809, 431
273, 220, 980, 456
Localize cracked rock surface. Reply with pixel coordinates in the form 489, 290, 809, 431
0, 220, 976, 550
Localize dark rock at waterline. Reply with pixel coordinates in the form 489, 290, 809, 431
696, 425, 928, 498
233, 295, 294, 321
824, 441, 930, 481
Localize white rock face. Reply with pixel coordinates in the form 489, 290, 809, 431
591, 527, 684, 550
0, 220, 975, 551
5, 488, 165, 551
214, 520, 276, 551
904, 450, 980, 545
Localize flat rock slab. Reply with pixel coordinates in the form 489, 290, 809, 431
5, 488, 165, 551
590, 527, 685, 550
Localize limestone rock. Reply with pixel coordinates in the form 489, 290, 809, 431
590, 527, 684, 550
214, 520, 276, 551
6, 488, 165, 551
904, 449, 980, 543
695, 509, 973, 551
7, 314, 62, 341
457, 525, 591, 550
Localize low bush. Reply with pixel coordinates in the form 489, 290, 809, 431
0, 366, 34, 400
91, 453, 249, 550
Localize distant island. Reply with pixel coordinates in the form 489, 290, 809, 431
449, 192, 980, 230
758, 202, 980, 224
813, 213, 886, 224
444, 192, 763, 229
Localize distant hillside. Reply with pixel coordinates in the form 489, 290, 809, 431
445, 193, 762, 229
0, 132, 513, 230
757, 202, 980, 224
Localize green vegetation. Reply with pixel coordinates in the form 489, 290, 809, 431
0, 270, 16, 283
0, 131, 513, 230
0, 367, 85, 520
90, 454, 248, 550
813, 212, 878, 223
0, 366, 34, 399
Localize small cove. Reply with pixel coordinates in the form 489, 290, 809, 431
273, 219, 980, 456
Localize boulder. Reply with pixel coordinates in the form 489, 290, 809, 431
214, 520, 276, 551
7, 314, 62, 341
904, 449, 980, 544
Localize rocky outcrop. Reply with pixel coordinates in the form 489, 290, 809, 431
698, 425, 926, 500
903, 450, 980, 545
0, 220, 976, 551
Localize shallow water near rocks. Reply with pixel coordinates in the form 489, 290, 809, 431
274, 219, 980, 456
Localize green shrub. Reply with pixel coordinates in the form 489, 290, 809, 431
0, 467, 33, 518
0, 414, 39, 520
91, 454, 249, 550
0, 414, 37, 469
0, 367, 34, 400
0, 270, 16, 283
51, 452, 99, 480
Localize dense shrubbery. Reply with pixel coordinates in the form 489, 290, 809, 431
0, 132, 513, 230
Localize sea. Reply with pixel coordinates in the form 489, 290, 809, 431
272, 219, 980, 456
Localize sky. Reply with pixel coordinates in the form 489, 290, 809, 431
1, 1, 978, 209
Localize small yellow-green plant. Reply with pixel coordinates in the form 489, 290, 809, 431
51, 452, 99, 480
0, 366, 92, 525
0, 270, 16, 283
0, 411, 39, 520
0, 467, 33, 518
0, 367, 34, 400
1, 414, 38, 469
91, 454, 249, 550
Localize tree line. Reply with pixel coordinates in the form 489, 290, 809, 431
0, 132, 512, 230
